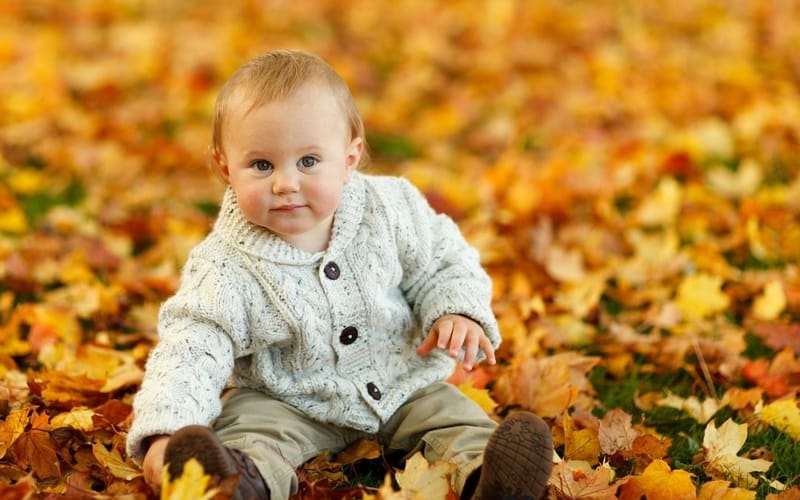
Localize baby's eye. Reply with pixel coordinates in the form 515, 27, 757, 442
252, 160, 273, 171
298, 156, 318, 168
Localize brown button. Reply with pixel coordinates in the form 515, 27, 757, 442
323, 261, 340, 280
340, 326, 358, 345
366, 382, 381, 400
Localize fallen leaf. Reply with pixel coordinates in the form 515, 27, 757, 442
598, 408, 639, 456
548, 461, 624, 500
0, 406, 32, 459
92, 442, 142, 481
161, 458, 220, 500
564, 412, 601, 465
702, 419, 772, 487
394, 452, 456, 499
12, 429, 60, 481
759, 399, 800, 441
656, 393, 722, 424
676, 273, 730, 321
751, 280, 787, 320
618, 459, 696, 500
698, 479, 756, 500
457, 381, 498, 414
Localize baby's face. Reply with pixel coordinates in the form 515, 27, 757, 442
219, 83, 362, 252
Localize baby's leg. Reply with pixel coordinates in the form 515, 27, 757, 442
378, 382, 497, 494
213, 388, 360, 500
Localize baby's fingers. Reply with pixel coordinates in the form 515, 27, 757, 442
463, 335, 480, 371
480, 335, 497, 366
416, 330, 441, 356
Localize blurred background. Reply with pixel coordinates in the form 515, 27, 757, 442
2, 1, 800, 496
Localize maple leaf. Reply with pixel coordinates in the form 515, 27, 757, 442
563, 411, 601, 464
656, 392, 722, 424
394, 452, 456, 499
457, 381, 498, 414
759, 399, 800, 441
618, 459, 696, 500
675, 272, 730, 321
49, 407, 96, 432
12, 429, 60, 481
500, 352, 599, 418
161, 458, 220, 500
548, 461, 624, 500
0, 406, 31, 459
92, 442, 142, 481
751, 279, 787, 320
598, 408, 639, 456
334, 438, 382, 465
702, 419, 772, 488
697, 479, 756, 500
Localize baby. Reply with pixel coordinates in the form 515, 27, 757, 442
126, 49, 553, 499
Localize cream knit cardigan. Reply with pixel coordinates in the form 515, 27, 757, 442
126, 172, 500, 462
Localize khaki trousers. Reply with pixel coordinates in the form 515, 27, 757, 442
213, 382, 496, 499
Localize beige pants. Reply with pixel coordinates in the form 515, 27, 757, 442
213, 382, 496, 499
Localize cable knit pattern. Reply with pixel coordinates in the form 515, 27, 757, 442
126, 173, 500, 463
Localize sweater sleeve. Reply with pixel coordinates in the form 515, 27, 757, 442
393, 178, 501, 351
125, 255, 247, 463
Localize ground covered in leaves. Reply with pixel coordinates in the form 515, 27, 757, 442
2, 0, 800, 499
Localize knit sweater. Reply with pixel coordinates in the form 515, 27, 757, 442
126, 172, 500, 462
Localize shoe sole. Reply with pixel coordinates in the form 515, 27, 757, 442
475, 412, 554, 500
165, 425, 238, 484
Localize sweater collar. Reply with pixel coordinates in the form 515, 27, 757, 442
214, 173, 366, 264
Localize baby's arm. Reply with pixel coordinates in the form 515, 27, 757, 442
416, 314, 496, 371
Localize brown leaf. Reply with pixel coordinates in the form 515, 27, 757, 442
598, 409, 639, 456
748, 321, 800, 353
13, 429, 60, 481
548, 462, 624, 500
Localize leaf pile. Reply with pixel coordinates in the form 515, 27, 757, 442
2, 0, 800, 498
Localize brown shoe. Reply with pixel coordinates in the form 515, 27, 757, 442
165, 425, 270, 500
471, 412, 553, 500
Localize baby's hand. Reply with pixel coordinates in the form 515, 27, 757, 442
142, 435, 169, 494
416, 315, 496, 371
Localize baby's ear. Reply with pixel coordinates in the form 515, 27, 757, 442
345, 137, 364, 179
209, 147, 230, 181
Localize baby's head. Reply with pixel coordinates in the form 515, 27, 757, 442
210, 50, 366, 174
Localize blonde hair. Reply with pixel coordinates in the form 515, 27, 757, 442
210, 50, 367, 171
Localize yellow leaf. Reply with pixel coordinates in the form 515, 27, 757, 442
759, 399, 800, 441
656, 392, 722, 424
676, 273, 730, 321
619, 459, 696, 500
161, 458, 219, 500
635, 177, 682, 226
8, 168, 48, 195
457, 381, 498, 415
50, 407, 95, 432
702, 419, 772, 487
752, 280, 787, 321
395, 452, 456, 499
92, 442, 142, 481
0, 206, 28, 234
0, 406, 32, 459
553, 272, 606, 319
563, 412, 601, 465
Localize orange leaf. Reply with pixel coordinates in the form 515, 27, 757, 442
618, 459, 696, 500
0, 406, 31, 459
698, 480, 756, 500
